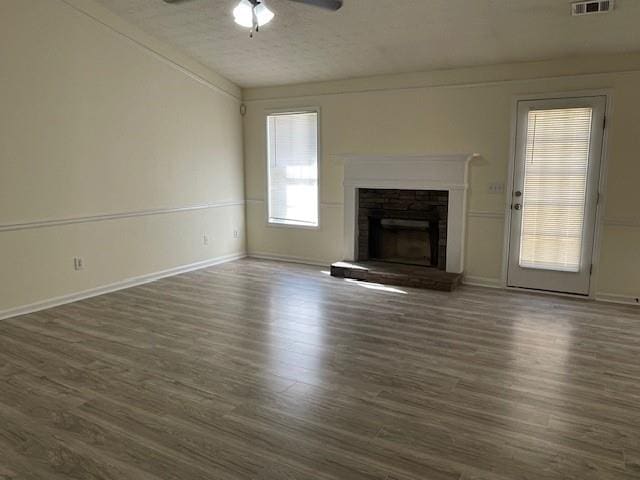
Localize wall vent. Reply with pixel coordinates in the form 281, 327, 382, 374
571, 0, 614, 16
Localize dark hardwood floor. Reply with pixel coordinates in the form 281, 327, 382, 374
1, 258, 640, 479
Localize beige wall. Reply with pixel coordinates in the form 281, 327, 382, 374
0, 0, 245, 314
243, 55, 640, 302
2, 1, 638, 312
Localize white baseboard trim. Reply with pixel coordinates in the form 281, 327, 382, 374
0, 252, 247, 321
6, 252, 633, 320
463, 276, 640, 306
462, 275, 504, 289
249, 252, 329, 267
595, 292, 640, 306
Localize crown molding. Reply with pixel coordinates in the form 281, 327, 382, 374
243, 52, 640, 102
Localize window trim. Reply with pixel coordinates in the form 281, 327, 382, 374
264, 107, 321, 230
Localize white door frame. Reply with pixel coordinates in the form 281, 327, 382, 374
500, 89, 613, 298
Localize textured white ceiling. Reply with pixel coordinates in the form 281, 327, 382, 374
96, 0, 640, 88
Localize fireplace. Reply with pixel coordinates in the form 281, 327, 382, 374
333, 154, 474, 290
369, 218, 433, 266
340, 153, 475, 274
357, 189, 448, 270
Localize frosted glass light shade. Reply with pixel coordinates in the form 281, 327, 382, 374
233, 0, 274, 28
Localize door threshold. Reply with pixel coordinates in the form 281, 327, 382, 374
506, 285, 592, 301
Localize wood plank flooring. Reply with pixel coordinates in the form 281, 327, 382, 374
1, 258, 640, 479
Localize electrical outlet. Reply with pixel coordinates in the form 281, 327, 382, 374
233, 229, 239, 239
488, 182, 505, 194
203, 234, 210, 246
73, 257, 84, 271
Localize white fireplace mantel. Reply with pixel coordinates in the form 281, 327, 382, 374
339, 153, 478, 274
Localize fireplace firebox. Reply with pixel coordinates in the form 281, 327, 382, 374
357, 189, 448, 270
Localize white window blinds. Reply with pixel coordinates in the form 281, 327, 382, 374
519, 107, 593, 272
267, 111, 319, 226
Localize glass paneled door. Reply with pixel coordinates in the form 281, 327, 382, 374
507, 96, 606, 295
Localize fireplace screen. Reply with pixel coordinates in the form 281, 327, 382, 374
357, 188, 448, 270
369, 218, 435, 267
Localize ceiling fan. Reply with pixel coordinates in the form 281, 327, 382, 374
162, 0, 343, 37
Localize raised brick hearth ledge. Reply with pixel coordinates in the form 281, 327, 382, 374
330, 261, 463, 292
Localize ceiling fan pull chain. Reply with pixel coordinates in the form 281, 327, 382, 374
250, 3, 259, 38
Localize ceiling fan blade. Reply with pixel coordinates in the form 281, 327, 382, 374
286, 0, 343, 11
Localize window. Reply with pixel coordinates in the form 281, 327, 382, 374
519, 107, 593, 272
267, 110, 319, 227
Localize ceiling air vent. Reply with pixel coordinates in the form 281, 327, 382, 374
571, 0, 614, 16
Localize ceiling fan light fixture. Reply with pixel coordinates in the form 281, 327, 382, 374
254, 3, 275, 25
233, 0, 274, 29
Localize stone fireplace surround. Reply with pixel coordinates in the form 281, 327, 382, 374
340, 153, 476, 274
